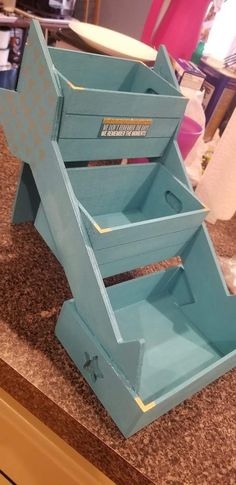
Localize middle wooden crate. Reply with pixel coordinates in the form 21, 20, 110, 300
35, 162, 207, 277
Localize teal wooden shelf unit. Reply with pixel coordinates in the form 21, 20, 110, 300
1, 21, 235, 437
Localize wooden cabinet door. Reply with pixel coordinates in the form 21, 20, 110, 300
0, 389, 114, 485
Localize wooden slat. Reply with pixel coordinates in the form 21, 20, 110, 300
99, 244, 183, 278
95, 228, 197, 265
83, 211, 205, 250
59, 137, 169, 161
59, 114, 179, 139
49, 47, 139, 91
61, 82, 186, 117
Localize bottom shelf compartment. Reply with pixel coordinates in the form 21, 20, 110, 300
115, 295, 220, 402
107, 266, 222, 403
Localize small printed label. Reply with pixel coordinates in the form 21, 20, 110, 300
99, 118, 152, 137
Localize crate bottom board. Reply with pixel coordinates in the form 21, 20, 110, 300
114, 294, 221, 403
93, 209, 203, 229
89, 209, 204, 229
94, 208, 149, 228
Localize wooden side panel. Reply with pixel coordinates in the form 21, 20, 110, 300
34, 204, 61, 262
68, 163, 155, 213
130, 61, 181, 96
32, 141, 143, 388
143, 164, 204, 217
55, 299, 145, 437
180, 227, 236, 354
12, 162, 40, 224
162, 140, 191, 187
66, 164, 203, 218
0, 24, 62, 164
2, 20, 143, 389
49, 47, 139, 91
153, 45, 180, 91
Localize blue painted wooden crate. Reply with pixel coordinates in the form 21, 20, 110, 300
68, 163, 207, 247
35, 162, 207, 276
0, 21, 235, 438
48, 45, 186, 162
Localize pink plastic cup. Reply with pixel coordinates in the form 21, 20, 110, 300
128, 115, 202, 163
177, 115, 203, 159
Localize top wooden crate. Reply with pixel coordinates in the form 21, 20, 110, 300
48, 46, 187, 162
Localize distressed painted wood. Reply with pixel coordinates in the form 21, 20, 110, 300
49, 46, 181, 96
0, 20, 235, 439
153, 45, 180, 91
59, 137, 169, 162
56, 287, 236, 437
66, 163, 207, 251
128, 60, 180, 96
59, 114, 179, 140
35, 202, 198, 277
12, 162, 40, 224
60, 79, 186, 118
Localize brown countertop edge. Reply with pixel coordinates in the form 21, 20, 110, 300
0, 358, 153, 485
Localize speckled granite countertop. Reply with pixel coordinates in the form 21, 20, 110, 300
0, 128, 236, 485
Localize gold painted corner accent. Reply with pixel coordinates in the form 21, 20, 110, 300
135, 397, 156, 412
93, 223, 112, 234
67, 81, 85, 91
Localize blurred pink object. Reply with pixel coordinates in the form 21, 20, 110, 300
141, 0, 164, 45
128, 116, 203, 163
177, 115, 203, 159
128, 115, 202, 164
142, 0, 210, 60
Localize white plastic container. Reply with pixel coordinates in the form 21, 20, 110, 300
0, 49, 9, 66
0, 28, 10, 50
